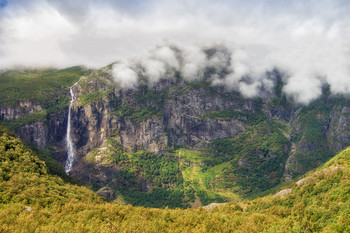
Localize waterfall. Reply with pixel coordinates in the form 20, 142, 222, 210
65, 82, 78, 174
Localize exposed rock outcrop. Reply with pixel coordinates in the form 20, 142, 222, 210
0, 101, 43, 120
273, 188, 292, 198
96, 187, 117, 199
328, 106, 350, 152
203, 203, 226, 210
15, 121, 48, 149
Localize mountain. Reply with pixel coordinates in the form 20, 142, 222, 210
0, 124, 349, 232
1, 65, 350, 208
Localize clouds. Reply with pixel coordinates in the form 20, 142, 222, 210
111, 62, 138, 88
0, 0, 350, 103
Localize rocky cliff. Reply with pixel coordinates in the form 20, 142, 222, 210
1, 66, 350, 205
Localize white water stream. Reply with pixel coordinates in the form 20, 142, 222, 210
65, 82, 78, 174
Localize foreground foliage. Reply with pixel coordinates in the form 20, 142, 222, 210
0, 125, 349, 232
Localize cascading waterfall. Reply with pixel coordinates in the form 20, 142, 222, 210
65, 82, 78, 174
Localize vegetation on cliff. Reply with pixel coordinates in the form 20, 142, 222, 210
0, 66, 86, 107
0, 66, 88, 129
1, 66, 350, 210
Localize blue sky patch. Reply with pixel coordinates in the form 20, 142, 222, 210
0, 0, 8, 9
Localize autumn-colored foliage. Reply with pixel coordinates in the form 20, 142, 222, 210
0, 124, 349, 232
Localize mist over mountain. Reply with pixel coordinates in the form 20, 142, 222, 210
1, 2, 350, 231
1, 0, 350, 103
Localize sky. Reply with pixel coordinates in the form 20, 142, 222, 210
0, 0, 350, 103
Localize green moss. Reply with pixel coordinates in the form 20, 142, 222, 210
206, 108, 265, 125
0, 67, 88, 130
206, 121, 291, 196
0, 66, 86, 108
79, 88, 114, 106
113, 91, 167, 122
289, 99, 335, 177
206, 110, 243, 121
173, 148, 204, 163
1, 110, 48, 130
1, 97, 71, 130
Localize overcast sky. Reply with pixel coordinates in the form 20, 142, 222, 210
0, 0, 349, 103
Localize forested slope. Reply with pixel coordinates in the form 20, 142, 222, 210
0, 124, 349, 232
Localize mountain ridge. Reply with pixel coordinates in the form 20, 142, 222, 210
1, 65, 350, 207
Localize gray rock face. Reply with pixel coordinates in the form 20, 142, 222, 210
62, 78, 253, 183
0, 101, 43, 120
69, 79, 250, 161
120, 117, 168, 153
284, 102, 350, 180
163, 86, 249, 147
0, 100, 68, 159
2, 72, 350, 189
328, 107, 350, 152
15, 121, 48, 149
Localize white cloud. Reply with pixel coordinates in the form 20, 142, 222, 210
111, 62, 138, 88
283, 74, 323, 104
0, 0, 349, 103
142, 58, 166, 83
182, 46, 207, 80
0, 1, 76, 67
151, 46, 180, 70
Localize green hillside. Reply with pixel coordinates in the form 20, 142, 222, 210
0, 66, 86, 107
0, 124, 349, 232
0, 67, 87, 130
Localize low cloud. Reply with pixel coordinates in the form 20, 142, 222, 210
111, 62, 138, 88
0, 0, 349, 103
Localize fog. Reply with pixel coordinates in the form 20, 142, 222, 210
1, 0, 349, 103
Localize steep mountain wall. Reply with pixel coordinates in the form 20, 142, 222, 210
0, 101, 67, 153
1, 68, 350, 204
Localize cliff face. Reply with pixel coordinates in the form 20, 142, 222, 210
66, 75, 253, 183
15, 121, 48, 149
328, 106, 350, 151
63, 73, 349, 188
0, 101, 67, 152
0, 101, 43, 120
2, 68, 350, 202
283, 98, 350, 180
68, 76, 250, 159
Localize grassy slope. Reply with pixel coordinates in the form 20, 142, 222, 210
0, 66, 85, 107
0, 67, 86, 129
175, 149, 240, 205
0, 125, 349, 232
95, 140, 240, 208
